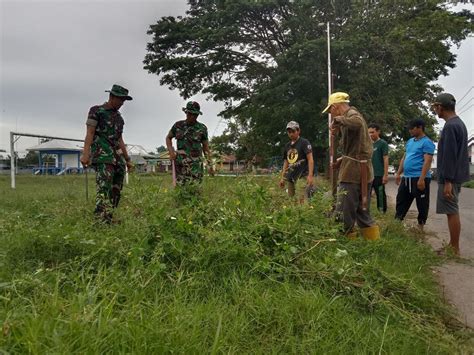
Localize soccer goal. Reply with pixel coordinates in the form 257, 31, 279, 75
9, 131, 84, 189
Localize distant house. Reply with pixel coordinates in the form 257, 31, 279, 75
126, 144, 157, 173
0, 150, 9, 170
26, 140, 83, 175
216, 154, 245, 173
156, 150, 172, 172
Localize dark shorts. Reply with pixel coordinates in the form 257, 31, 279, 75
287, 177, 314, 200
436, 183, 461, 215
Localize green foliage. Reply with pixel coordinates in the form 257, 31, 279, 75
0, 175, 472, 353
388, 142, 406, 171
463, 180, 474, 188
144, 0, 472, 163
155, 145, 167, 153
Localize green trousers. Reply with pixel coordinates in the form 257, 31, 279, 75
94, 163, 125, 221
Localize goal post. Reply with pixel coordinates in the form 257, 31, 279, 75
9, 131, 84, 189
9, 131, 136, 189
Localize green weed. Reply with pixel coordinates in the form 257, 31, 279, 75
0, 175, 472, 353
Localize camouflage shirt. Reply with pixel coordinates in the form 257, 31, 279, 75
168, 120, 208, 163
86, 104, 125, 165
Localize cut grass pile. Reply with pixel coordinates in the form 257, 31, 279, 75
0, 175, 472, 353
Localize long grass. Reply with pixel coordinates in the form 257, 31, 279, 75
0, 174, 472, 353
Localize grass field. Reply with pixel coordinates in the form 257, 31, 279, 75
1, 174, 473, 353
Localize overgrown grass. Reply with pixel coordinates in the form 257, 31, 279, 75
0, 174, 472, 353
463, 180, 474, 189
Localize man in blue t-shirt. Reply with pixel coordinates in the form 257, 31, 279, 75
395, 119, 435, 229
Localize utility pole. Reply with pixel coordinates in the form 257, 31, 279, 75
326, 22, 337, 196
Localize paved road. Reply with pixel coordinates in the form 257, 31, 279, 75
385, 177, 474, 328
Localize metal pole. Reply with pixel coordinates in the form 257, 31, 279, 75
85, 167, 89, 201
10, 132, 15, 189
327, 22, 334, 192
172, 160, 177, 188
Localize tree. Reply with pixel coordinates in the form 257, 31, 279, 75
144, 0, 472, 168
155, 145, 167, 154
388, 142, 405, 171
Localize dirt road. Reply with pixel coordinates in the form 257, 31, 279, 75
385, 177, 474, 328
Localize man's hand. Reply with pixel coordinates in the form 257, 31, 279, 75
443, 181, 454, 200
395, 173, 401, 185
382, 174, 388, 185
126, 161, 134, 172
169, 150, 177, 160
306, 175, 314, 186
80, 154, 90, 167
417, 178, 426, 191
279, 179, 285, 189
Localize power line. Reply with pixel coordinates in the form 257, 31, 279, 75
458, 97, 474, 112
458, 104, 474, 116
457, 86, 474, 105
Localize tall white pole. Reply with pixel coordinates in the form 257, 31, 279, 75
10, 132, 15, 189
327, 22, 333, 186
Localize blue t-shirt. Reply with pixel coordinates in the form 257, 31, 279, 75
403, 136, 435, 178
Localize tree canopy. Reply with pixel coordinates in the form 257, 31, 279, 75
144, 0, 472, 165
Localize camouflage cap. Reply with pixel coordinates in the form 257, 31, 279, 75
105, 84, 133, 100
286, 121, 300, 130
182, 101, 202, 115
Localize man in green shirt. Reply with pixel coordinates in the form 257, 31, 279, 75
368, 123, 389, 213
80, 84, 133, 223
166, 101, 213, 186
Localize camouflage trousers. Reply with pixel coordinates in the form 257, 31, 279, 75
175, 157, 203, 186
93, 163, 125, 221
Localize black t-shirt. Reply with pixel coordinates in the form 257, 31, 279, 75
283, 137, 313, 182
437, 116, 470, 184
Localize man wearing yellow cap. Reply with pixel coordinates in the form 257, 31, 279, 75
323, 92, 380, 240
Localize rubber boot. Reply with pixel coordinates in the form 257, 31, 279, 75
347, 230, 358, 240
361, 225, 380, 241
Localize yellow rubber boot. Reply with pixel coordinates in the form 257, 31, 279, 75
361, 225, 380, 241
347, 230, 358, 240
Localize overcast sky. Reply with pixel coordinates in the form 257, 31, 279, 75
1, 1, 473, 154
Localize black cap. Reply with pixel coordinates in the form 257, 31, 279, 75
433, 93, 456, 108
408, 119, 425, 130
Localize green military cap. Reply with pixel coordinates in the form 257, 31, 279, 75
105, 84, 133, 100
182, 101, 202, 115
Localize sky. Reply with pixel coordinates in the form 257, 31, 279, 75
0, 0, 473, 154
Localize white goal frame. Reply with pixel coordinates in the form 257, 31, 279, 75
9, 131, 85, 189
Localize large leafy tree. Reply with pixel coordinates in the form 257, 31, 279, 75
144, 0, 471, 166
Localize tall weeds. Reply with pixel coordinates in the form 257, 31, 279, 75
0, 175, 472, 353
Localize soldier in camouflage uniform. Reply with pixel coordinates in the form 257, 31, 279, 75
80, 84, 133, 223
166, 101, 213, 185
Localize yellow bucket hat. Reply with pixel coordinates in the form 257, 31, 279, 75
322, 92, 350, 113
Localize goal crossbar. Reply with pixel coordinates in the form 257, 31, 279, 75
10, 131, 84, 189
